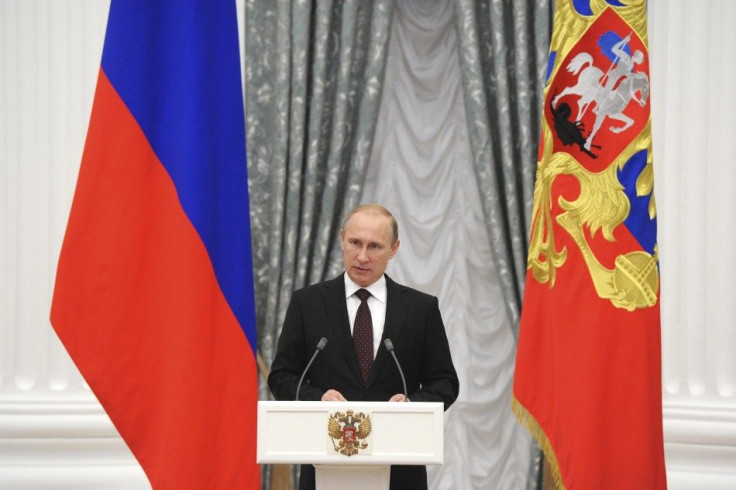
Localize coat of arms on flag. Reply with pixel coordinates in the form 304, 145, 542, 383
513, 1, 666, 488
529, 2, 658, 312
549, 8, 650, 162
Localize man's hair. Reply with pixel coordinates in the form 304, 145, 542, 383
341, 203, 399, 245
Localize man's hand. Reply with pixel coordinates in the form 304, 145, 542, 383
321, 389, 347, 401
388, 393, 408, 402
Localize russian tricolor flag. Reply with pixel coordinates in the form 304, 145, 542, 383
50, 1, 260, 487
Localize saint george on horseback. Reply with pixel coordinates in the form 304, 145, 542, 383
551, 33, 650, 152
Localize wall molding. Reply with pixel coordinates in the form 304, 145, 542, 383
0, 400, 149, 489
664, 403, 736, 489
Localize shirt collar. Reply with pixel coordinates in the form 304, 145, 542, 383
344, 273, 387, 304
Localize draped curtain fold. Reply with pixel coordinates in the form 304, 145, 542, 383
453, 0, 552, 332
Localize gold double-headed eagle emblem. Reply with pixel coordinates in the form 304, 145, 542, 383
328, 410, 372, 456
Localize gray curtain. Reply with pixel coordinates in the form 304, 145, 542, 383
454, 0, 552, 333
244, 1, 394, 487
453, 1, 553, 488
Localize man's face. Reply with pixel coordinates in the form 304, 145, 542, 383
340, 210, 399, 287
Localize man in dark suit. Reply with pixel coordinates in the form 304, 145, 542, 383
268, 204, 459, 490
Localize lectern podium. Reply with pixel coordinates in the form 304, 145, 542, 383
257, 401, 444, 490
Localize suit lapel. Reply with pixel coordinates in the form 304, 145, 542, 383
367, 274, 408, 387
320, 274, 363, 383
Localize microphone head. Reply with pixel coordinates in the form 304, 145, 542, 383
384, 338, 394, 351
317, 337, 328, 350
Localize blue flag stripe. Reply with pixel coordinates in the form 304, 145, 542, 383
100, 0, 257, 352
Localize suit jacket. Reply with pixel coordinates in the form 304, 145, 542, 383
267, 273, 459, 490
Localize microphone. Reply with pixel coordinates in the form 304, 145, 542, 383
384, 339, 409, 402
296, 337, 328, 401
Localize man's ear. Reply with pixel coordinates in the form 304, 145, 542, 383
389, 239, 400, 259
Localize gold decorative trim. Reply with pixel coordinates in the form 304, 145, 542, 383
511, 396, 566, 490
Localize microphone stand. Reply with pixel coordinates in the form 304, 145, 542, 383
296, 337, 327, 401
384, 338, 409, 402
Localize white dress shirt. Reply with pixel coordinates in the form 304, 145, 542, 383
344, 273, 387, 359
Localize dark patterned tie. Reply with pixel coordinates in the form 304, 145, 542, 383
353, 289, 373, 383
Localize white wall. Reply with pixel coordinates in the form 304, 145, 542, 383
1, 0, 734, 488
650, 1, 736, 488
0, 1, 150, 487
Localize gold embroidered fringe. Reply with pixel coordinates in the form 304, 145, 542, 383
511, 396, 566, 490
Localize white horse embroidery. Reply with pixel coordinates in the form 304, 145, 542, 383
552, 36, 649, 151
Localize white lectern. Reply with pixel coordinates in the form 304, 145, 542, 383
257, 401, 444, 490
